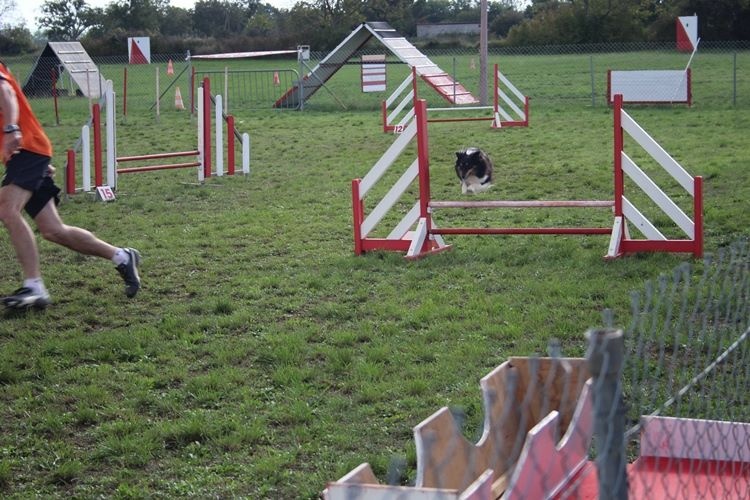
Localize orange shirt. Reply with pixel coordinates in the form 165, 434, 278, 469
0, 62, 53, 159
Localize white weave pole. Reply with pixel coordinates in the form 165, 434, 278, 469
105, 80, 116, 189
224, 66, 229, 114
82, 125, 91, 192
215, 94, 224, 176
197, 87, 205, 183
242, 133, 250, 175
155, 66, 160, 119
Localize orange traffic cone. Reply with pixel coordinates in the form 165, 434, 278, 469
167, 59, 174, 76
175, 87, 185, 110
273, 71, 280, 86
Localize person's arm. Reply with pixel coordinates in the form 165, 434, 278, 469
0, 78, 22, 163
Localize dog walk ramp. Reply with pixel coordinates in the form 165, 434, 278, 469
274, 21, 478, 109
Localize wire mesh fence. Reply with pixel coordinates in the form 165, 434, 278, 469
3, 40, 750, 117
323, 237, 750, 499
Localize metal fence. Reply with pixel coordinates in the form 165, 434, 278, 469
4, 40, 750, 115
324, 237, 750, 499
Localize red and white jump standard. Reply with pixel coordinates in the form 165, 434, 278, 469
65, 77, 250, 194
353, 95, 703, 260
381, 63, 529, 133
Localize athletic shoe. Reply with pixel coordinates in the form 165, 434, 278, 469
2, 287, 52, 310
116, 248, 141, 298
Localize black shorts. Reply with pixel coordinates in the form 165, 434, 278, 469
2, 150, 61, 218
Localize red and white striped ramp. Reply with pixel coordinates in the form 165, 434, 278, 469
274, 21, 478, 109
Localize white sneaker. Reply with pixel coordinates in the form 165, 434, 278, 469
3, 287, 52, 310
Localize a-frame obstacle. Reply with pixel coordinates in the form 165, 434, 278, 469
23, 41, 107, 98
274, 21, 479, 109
352, 94, 703, 260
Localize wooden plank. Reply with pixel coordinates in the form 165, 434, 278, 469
414, 362, 524, 492
324, 482, 459, 500
477, 362, 523, 477
387, 90, 414, 125
361, 159, 419, 237
359, 118, 417, 196
620, 110, 694, 192
497, 70, 525, 102
406, 217, 429, 258
491, 472, 509, 499
430, 200, 613, 209
622, 196, 667, 241
640, 416, 750, 462
507, 357, 589, 436
387, 201, 420, 240
504, 380, 594, 499
414, 406, 477, 490
621, 152, 694, 238
414, 358, 591, 493
335, 462, 379, 484
385, 72, 414, 107
460, 469, 494, 500
498, 90, 525, 121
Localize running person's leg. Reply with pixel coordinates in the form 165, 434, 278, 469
33, 189, 142, 298
0, 182, 38, 277
33, 180, 118, 259
0, 151, 51, 308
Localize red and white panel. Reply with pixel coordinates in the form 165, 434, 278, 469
676, 16, 698, 52
128, 37, 151, 64
607, 69, 691, 105
361, 55, 386, 93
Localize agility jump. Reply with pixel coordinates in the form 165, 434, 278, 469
352, 94, 703, 259
382, 63, 530, 133
65, 78, 250, 194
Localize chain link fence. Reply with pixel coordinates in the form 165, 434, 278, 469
324, 237, 750, 499
3, 40, 750, 116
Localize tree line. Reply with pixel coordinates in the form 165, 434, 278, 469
1, 0, 749, 56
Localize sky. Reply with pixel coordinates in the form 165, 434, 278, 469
9, 0, 298, 32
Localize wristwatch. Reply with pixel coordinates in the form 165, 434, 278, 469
3, 124, 20, 134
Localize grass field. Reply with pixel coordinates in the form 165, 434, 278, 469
0, 48, 749, 498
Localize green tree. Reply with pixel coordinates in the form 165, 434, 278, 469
635, 0, 679, 40
412, 0, 453, 24
679, 0, 750, 40
193, 0, 249, 38
98, 0, 167, 34
245, 8, 275, 36
0, 24, 36, 54
284, 0, 364, 50
38, 0, 95, 40
489, 1, 526, 38
361, 0, 414, 34
506, 0, 646, 44
159, 5, 194, 37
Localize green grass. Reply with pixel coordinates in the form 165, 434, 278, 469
0, 48, 749, 497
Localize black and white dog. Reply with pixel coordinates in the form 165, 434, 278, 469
454, 147, 494, 194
